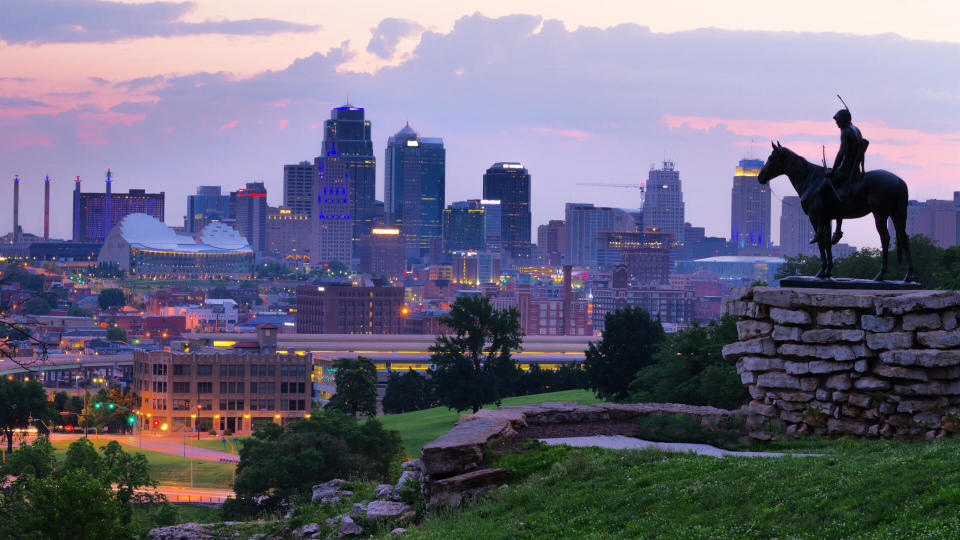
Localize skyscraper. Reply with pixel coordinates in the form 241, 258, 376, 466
283, 161, 314, 217
780, 196, 816, 257
730, 158, 771, 252
644, 160, 685, 245
564, 203, 616, 268
481, 199, 502, 252
442, 200, 485, 253
483, 162, 531, 262
385, 123, 446, 256
905, 195, 960, 247
72, 171, 165, 242
537, 219, 565, 265
186, 186, 231, 234
230, 182, 267, 255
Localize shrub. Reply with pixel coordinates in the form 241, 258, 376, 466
634, 414, 743, 449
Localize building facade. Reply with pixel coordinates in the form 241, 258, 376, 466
73, 175, 165, 242
537, 220, 565, 266
730, 159, 772, 253
230, 183, 268, 255
442, 200, 485, 253
780, 196, 816, 257
266, 206, 311, 265
906, 195, 960, 248
385, 123, 446, 257
564, 203, 616, 268
643, 160, 685, 245
483, 163, 531, 262
186, 186, 231, 234
355, 228, 406, 281
283, 161, 315, 217
295, 282, 405, 334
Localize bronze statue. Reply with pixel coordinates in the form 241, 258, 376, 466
813, 99, 869, 246
758, 141, 915, 283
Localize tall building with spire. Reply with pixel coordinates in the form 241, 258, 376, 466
313, 105, 374, 265
385, 122, 446, 257
730, 158, 772, 253
483, 162, 531, 262
643, 160, 685, 245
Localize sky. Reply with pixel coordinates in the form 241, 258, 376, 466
1, 0, 959, 249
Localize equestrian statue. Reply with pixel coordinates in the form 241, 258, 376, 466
757, 99, 916, 283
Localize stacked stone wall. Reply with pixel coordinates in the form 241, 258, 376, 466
724, 287, 960, 440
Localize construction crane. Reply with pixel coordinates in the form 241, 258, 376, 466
576, 182, 646, 206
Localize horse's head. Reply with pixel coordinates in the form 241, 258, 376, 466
758, 141, 787, 184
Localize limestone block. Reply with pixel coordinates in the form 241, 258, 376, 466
426, 468, 509, 509
877, 290, 960, 315
832, 391, 849, 402
943, 310, 959, 331
928, 366, 960, 380
756, 372, 801, 389
751, 288, 796, 308
727, 301, 767, 319
738, 356, 784, 372
748, 385, 765, 399
809, 360, 854, 374
777, 391, 815, 403
420, 419, 515, 476
780, 410, 804, 423
737, 320, 773, 340
785, 361, 809, 375
854, 359, 870, 373
816, 309, 858, 327
903, 312, 941, 331
770, 307, 812, 325
722, 337, 776, 360
894, 382, 960, 396
913, 412, 942, 428
366, 501, 412, 521
865, 332, 914, 351
851, 344, 877, 359
825, 374, 852, 391
827, 418, 867, 435
871, 364, 928, 382
778, 400, 805, 411
729, 287, 753, 302
853, 377, 891, 391
816, 389, 831, 401
917, 330, 960, 349
799, 377, 820, 391
801, 329, 865, 343
862, 315, 896, 333
784, 289, 878, 310
772, 325, 802, 341
749, 401, 777, 417
778, 343, 856, 362
880, 349, 960, 368
740, 371, 756, 385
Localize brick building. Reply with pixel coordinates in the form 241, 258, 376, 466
295, 282, 405, 334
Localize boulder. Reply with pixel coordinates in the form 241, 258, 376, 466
877, 290, 960, 315
312, 479, 347, 504
903, 312, 941, 331
772, 325, 803, 341
420, 419, 515, 476
149, 523, 215, 540
865, 332, 913, 350
737, 320, 773, 340
390, 528, 408, 536
770, 308, 812, 325
816, 309, 858, 327
721, 337, 776, 360
756, 372, 801, 390
861, 315, 896, 333
292, 523, 321, 539
375, 484, 401, 502
338, 516, 363, 538
427, 467, 509, 509
397, 469, 422, 489
917, 330, 960, 349
366, 500, 412, 521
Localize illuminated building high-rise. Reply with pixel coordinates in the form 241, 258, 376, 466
644, 160, 685, 245
442, 200, 485, 253
483, 162, 531, 262
186, 186, 231, 234
730, 158, 771, 252
72, 171, 165, 242
283, 161, 314, 217
230, 182, 267, 255
385, 123, 446, 257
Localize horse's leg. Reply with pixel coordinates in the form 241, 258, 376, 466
814, 222, 828, 278
831, 218, 844, 245
873, 213, 890, 281
893, 210, 915, 282
823, 220, 834, 278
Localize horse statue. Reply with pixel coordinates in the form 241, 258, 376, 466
757, 141, 915, 282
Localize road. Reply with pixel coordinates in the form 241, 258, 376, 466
48, 433, 239, 463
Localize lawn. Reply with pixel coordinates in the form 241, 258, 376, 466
192, 436, 248, 454
395, 437, 960, 539
51, 440, 235, 489
378, 389, 600, 457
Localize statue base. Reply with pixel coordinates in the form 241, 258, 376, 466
779, 276, 921, 290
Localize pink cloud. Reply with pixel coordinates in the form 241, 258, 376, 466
219, 120, 239, 131
310, 123, 320, 129
266, 99, 290, 108
278, 118, 288, 130
530, 126, 594, 141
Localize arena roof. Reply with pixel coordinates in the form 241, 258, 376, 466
116, 213, 252, 254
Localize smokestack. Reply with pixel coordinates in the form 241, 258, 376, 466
104, 168, 112, 238
44, 175, 50, 240
12, 175, 19, 244
562, 265, 572, 336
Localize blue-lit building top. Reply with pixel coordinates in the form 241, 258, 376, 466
385, 123, 446, 257
730, 158, 771, 252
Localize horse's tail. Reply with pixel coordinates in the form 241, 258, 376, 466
895, 180, 909, 264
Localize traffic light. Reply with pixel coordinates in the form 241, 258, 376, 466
127, 415, 136, 425
108, 403, 115, 411
93, 402, 102, 410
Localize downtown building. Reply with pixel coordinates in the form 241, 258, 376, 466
780, 196, 816, 257
230, 183, 268, 256
295, 281, 404, 334
483, 163, 532, 263
537, 220, 565, 266
72, 170, 165, 242
283, 161, 315, 217
442, 200, 485, 253
313, 105, 375, 265
355, 228, 407, 281
590, 265, 695, 332
730, 159, 773, 254
564, 203, 618, 268
185, 186, 231, 234
643, 160, 685, 246
266, 206, 311, 265
906, 193, 960, 247
385, 123, 446, 258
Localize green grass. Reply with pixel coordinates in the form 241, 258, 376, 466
51, 440, 235, 489
391, 438, 960, 539
191, 437, 248, 454
378, 389, 600, 457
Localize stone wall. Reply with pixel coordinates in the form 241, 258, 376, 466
724, 287, 960, 440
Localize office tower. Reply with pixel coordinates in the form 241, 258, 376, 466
644, 160, 685, 244
564, 203, 617, 268
483, 162, 531, 262
730, 158, 772, 252
537, 220, 565, 266
72, 171, 165, 242
385, 123, 446, 256
780, 196, 816, 257
12, 175, 19, 244
231, 182, 267, 255
442, 200, 485, 253
312, 105, 374, 264
266, 206, 311, 265
43, 175, 50, 240
296, 282, 404, 334
283, 161, 314, 217
906, 196, 960, 248
481, 200, 502, 252
355, 227, 406, 281
186, 186, 232, 234
597, 229, 673, 278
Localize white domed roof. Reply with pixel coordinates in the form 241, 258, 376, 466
117, 213, 181, 250
200, 222, 250, 251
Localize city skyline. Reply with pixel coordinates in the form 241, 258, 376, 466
1, 6, 959, 249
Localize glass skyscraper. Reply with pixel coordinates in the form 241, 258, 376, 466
482, 162, 531, 262
185, 186, 231, 234
730, 158, 771, 252
644, 160, 685, 245
385, 123, 446, 257
442, 200, 485, 253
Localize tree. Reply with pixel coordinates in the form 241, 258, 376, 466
98, 288, 126, 309
629, 314, 748, 409
936, 246, 960, 290
231, 411, 402, 513
428, 295, 524, 413
0, 378, 51, 452
67, 305, 93, 317
106, 325, 128, 343
325, 357, 378, 418
382, 369, 434, 414
583, 306, 665, 402
22, 295, 52, 315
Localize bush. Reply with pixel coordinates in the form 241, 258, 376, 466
634, 414, 743, 449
